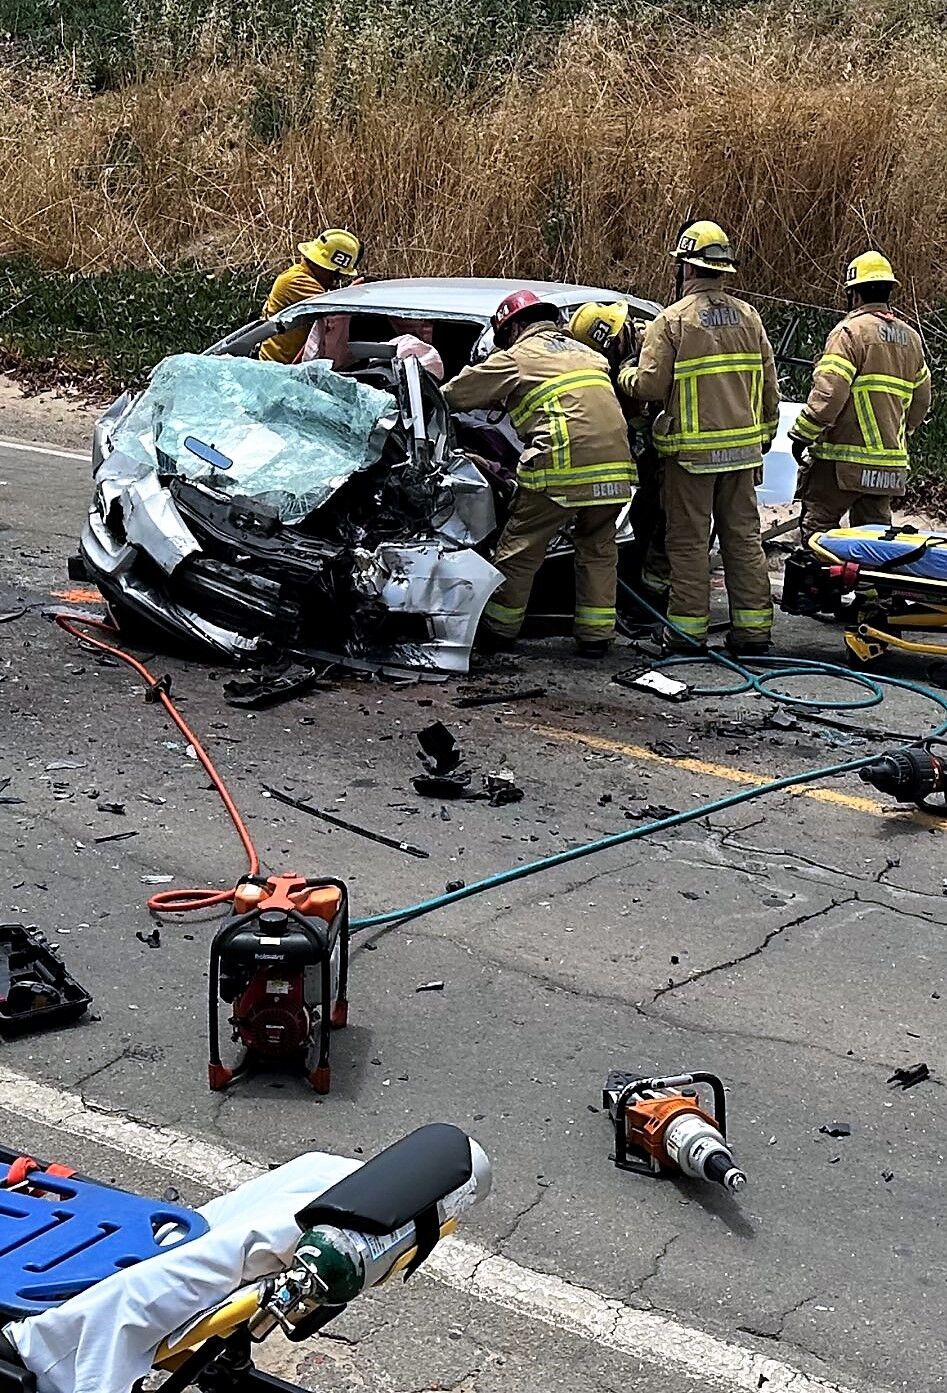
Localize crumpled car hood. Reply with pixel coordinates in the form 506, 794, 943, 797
80, 351, 502, 675
109, 353, 398, 525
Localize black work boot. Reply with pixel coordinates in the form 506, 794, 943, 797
575, 639, 610, 659
475, 625, 518, 654
659, 625, 706, 657
725, 631, 773, 658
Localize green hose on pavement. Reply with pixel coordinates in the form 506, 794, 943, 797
350, 582, 947, 934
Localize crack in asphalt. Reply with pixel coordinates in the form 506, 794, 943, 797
714, 824, 947, 912
632, 1001, 893, 1070
72, 1049, 130, 1092
495, 1184, 551, 1251
405, 1373, 482, 1393
320, 1316, 394, 1349
628, 1232, 679, 1307
651, 895, 861, 1003
738, 1293, 845, 1375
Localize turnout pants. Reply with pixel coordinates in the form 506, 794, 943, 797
629, 445, 670, 598
663, 459, 773, 646
484, 489, 623, 642
798, 457, 893, 544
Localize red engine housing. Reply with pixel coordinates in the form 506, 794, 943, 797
231, 972, 311, 1058
208, 874, 350, 1095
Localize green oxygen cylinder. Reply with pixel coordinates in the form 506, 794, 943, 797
294, 1137, 491, 1303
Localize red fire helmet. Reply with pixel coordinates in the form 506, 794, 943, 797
491, 289, 559, 346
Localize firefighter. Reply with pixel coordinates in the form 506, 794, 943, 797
569, 300, 669, 608
790, 252, 931, 543
619, 221, 779, 655
258, 229, 363, 364
441, 290, 636, 657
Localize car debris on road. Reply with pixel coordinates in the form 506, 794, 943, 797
888, 1063, 931, 1089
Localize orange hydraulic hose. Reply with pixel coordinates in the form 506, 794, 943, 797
53, 613, 259, 913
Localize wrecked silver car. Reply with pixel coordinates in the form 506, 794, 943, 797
79, 276, 662, 674
81, 346, 502, 673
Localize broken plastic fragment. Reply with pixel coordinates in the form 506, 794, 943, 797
416, 721, 463, 773
412, 771, 472, 798
223, 665, 321, 710
887, 1062, 930, 1089
484, 771, 523, 806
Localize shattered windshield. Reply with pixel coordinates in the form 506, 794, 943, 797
110, 353, 397, 524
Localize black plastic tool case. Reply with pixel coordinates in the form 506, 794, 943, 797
0, 925, 92, 1034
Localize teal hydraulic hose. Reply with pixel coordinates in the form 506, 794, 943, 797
350, 582, 947, 934
350, 752, 876, 932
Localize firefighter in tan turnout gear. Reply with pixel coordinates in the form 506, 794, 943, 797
442, 290, 636, 656
569, 300, 670, 609
620, 221, 779, 654
790, 252, 931, 543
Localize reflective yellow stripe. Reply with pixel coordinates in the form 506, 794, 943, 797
667, 613, 708, 635
792, 413, 822, 442
815, 353, 857, 383
814, 442, 908, 466
546, 401, 571, 476
732, 607, 773, 628
658, 424, 768, 448
857, 373, 915, 396
674, 352, 764, 373
485, 601, 526, 623
914, 365, 931, 388
575, 607, 616, 628
852, 384, 884, 453
540, 462, 634, 484
660, 353, 768, 461
575, 606, 616, 619
675, 362, 763, 380
510, 369, 611, 426
617, 361, 638, 395
680, 375, 699, 434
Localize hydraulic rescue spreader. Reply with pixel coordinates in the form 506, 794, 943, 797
603, 1070, 747, 1193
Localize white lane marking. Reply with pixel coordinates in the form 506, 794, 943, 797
0, 1064, 863, 1393
0, 438, 87, 461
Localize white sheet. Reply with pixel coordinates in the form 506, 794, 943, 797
5, 1152, 360, 1393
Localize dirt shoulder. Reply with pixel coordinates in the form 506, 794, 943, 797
0, 374, 103, 452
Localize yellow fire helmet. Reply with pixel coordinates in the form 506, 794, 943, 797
298, 229, 363, 278
673, 220, 737, 274
569, 301, 630, 353
846, 251, 898, 289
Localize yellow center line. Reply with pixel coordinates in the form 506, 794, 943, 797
516, 722, 934, 823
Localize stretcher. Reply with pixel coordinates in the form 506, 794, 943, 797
781, 525, 947, 666
0, 1125, 488, 1393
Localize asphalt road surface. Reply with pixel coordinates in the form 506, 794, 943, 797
1, 433, 944, 1393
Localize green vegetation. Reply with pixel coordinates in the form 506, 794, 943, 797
0, 0, 945, 503
0, 258, 263, 387
0, 0, 592, 93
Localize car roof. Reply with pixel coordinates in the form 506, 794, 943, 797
277, 276, 662, 326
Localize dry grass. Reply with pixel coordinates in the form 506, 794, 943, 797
3, 4, 947, 305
